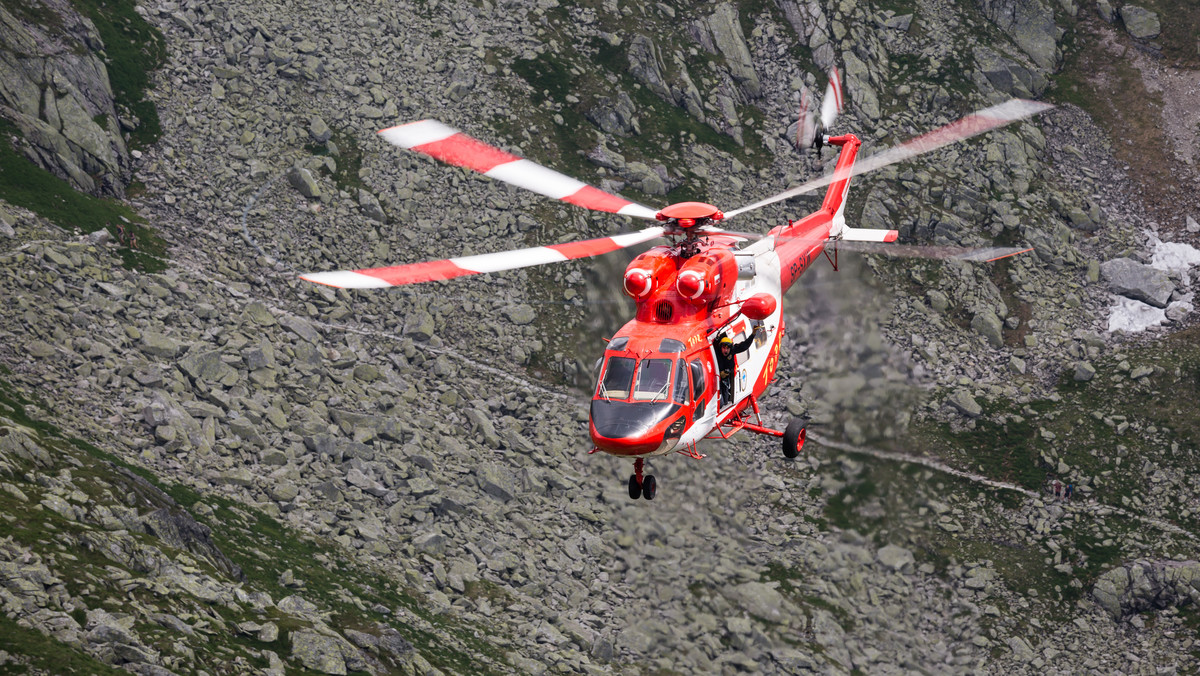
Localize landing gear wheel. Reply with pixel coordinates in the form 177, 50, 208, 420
783, 417, 809, 459
642, 475, 657, 500
628, 474, 642, 499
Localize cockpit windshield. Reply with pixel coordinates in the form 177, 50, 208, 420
599, 356, 636, 399
633, 358, 673, 401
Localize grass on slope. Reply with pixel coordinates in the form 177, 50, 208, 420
815, 324, 1200, 618
0, 375, 510, 674
71, 0, 168, 148
0, 119, 165, 271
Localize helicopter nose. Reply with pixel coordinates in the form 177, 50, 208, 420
589, 430, 663, 456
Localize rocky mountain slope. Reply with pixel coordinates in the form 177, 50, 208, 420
2, 0, 1200, 674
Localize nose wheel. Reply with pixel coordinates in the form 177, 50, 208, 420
627, 458, 657, 500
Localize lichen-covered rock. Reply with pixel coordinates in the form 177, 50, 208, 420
0, 4, 131, 196
1119, 5, 1160, 40
975, 0, 1061, 70
1092, 560, 1200, 620
291, 630, 347, 675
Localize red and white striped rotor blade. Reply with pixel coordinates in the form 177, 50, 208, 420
726, 98, 1054, 219
833, 241, 1034, 261
820, 68, 843, 129
378, 121, 659, 220
300, 226, 666, 289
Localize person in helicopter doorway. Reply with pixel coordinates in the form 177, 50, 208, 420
716, 326, 761, 409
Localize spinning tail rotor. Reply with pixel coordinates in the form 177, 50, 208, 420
795, 69, 844, 153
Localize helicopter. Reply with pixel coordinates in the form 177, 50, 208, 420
301, 73, 1052, 500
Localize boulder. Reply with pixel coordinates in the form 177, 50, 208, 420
291, 630, 347, 675
877, 544, 915, 572
975, 0, 1060, 70
1119, 5, 1161, 40
0, 4, 132, 197
971, 308, 1004, 348
704, 4, 761, 98
1100, 258, 1174, 308
948, 390, 982, 418
1092, 560, 1200, 620
287, 166, 322, 199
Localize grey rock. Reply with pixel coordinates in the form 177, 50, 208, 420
1166, 300, 1192, 322
291, 630, 347, 675
1186, 216, 1199, 234
179, 350, 237, 384
1096, 0, 1115, 22
723, 582, 791, 624
927, 289, 949, 312
976, 0, 1060, 70
1092, 560, 1200, 620
971, 309, 1004, 348
705, 3, 761, 98
585, 92, 640, 137
1119, 5, 1161, 39
877, 544, 915, 573
413, 531, 446, 555
1073, 361, 1096, 382
948, 390, 982, 418
279, 315, 321, 343
309, 115, 332, 143
268, 482, 299, 502
1100, 258, 1175, 308
0, 6, 131, 197
403, 312, 435, 341
626, 35, 672, 102
287, 166, 322, 199
139, 505, 241, 578
140, 332, 183, 359
504, 304, 536, 326
476, 463, 518, 502
357, 189, 388, 223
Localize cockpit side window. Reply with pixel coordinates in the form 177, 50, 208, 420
672, 359, 689, 403
599, 356, 635, 399
632, 358, 673, 401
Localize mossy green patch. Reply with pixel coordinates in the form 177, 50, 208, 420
0, 119, 165, 272
0, 614, 127, 675
72, 0, 167, 148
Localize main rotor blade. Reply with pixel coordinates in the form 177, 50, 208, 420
726, 99, 1054, 219
300, 226, 666, 288
832, 241, 1034, 262
378, 121, 659, 219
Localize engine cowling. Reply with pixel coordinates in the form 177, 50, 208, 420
675, 249, 737, 305
623, 249, 676, 299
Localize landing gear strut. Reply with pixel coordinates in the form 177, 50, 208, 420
627, 458, 657, 500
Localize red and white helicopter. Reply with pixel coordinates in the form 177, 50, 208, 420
302, 73, 1051, 500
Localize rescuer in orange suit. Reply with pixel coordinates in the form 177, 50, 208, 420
716, 327, 760, 409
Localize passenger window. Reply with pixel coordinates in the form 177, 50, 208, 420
689, 360, 705, 400
599, 356, 635, 399
689, 360, 706, 418
672, 359, 689, 403
633, 358, 673, 401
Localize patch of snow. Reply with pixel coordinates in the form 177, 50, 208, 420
1107, 294, 1167, 333
1148, 236, 1200, 285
